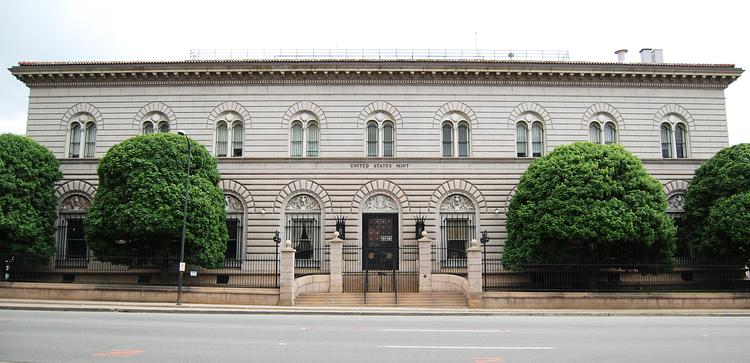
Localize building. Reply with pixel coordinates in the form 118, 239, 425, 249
8, 49, 744, 284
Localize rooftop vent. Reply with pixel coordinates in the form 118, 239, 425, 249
615, 49, 628, 62
639, 48, 664, 63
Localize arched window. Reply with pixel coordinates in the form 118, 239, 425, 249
68, 113, 97, 159
214, 112, 244, 158
675, 123, 688, 159
56, 195, 91, 267
515, 113, 545, 158
589, 122, 602, 144
291, 121, 304, 157
284, 194, 322, 266
382, 121, 394, 157
457, 122, 470, 157
289, 113, 320, 158
442, 122, 454, 157
441, 113, 471, 158
215, 121, 228, 157
516, 122, 528, 157
224, 194, 245, 267
307, 121, 319, 157
588, 114, 618, 145
142, 121, 154, 134
604, 122, 617, 145
661, 123, 673, 158
157, 121, 170, 133
531, 121, 544, 157
232, 122, 244, 157
68, 122, 81, 158
366, 121, 379, 157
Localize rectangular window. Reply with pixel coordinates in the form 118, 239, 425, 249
660, 125, 672, 158
458, 126, 469, 157
516, 125, 527, 157
69, 126, 81, 158
367, 125, 378, 157
291, 125, 303, 157
83, 125, 96, 158
442, 126, 453, 157
307, 126, 319, 157
216, 126, 228, 157
531, 125, 543, 158
232, 126, 243, 157
383, 126, 394, 157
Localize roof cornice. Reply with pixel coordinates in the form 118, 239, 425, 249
9, 59, 743, 88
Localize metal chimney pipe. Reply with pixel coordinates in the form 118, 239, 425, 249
615, 49, 628, 62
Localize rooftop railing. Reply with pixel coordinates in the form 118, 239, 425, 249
188, 48, 570, 62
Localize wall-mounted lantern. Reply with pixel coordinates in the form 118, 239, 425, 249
414, 214, 426, 239
335, 215, 347, 240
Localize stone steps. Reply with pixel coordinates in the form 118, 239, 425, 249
295, 292, 468, 308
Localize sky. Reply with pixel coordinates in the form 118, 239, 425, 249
1, 0, 748, 144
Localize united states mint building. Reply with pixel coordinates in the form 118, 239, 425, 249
8, 49, 744, 306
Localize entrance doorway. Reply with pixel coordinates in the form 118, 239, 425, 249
362, 213, 399, 270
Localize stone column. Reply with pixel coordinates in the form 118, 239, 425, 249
418, 231, 433, 293
329, 231, 343, 293
466, 239, 483, 308
279, 240, 296, 306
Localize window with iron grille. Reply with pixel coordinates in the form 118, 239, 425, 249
284, 194, 322, 268
224, 194, 245, 268
56, 195, 91, 268
439, 194, 476, 268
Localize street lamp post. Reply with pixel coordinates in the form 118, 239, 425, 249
176, 130, 192, 305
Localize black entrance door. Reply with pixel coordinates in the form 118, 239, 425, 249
362, 213, 399, 270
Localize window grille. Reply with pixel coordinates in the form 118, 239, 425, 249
285, 213, 321, 267
56, 214, 88, 267
440, 212, 475, 266
225, 215, 243, 268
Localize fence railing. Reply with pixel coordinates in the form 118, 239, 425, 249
294, 245, 330, 278
431, 247, 468, 277
2, 253, 279, 288
189, 48, 571, 62
482, 254, 750, 292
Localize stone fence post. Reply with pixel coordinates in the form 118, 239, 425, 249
279, 240, 296, 306
466, 239, 483, 308
418, 231, 433, 293
329, 231, 343, 293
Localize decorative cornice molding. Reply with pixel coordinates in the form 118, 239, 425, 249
11, 60, 742, 89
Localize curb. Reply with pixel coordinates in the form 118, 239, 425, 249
2, 303, 750, 317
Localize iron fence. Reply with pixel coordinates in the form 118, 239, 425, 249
2, 253, 279, 288
294, 245, 330, 278
342, 245, 419, 302
482, 254, 750, 292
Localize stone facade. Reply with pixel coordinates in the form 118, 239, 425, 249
9, 59, 743, 259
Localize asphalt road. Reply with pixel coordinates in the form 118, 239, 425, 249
1, 310, 748, 363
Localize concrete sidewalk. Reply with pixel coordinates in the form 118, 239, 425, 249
1, 298, 749, 316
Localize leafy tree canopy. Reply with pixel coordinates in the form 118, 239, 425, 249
85, 133, 227, 268
683, 144, 750, 263
503, 142, 676, 269
0, 134, 61, 256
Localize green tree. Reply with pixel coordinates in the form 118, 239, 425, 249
0, 134, 61, 256
85, 133, 227, 268
503, 142, 676, 269
683, 144, 750, 263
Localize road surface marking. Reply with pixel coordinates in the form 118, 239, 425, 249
91, 349, 144, 357
380, 329, 511, 333
379, 346, 555, 350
